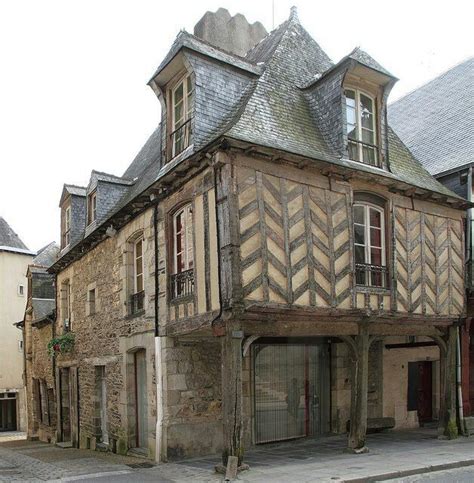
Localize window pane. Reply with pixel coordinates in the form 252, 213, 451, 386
362, 145, 376, 165
370, 247, 382, 266
354, 224, 365, 244
345, 89, 356, 107
361, 128, 374, 144
369, 208, 381, 228
174, 82, 183, 104
348, 141, 358, 161
361, 112, 374, 130
353, 205, 365, 224
356, 267, 366, 285
370, 227, 382, 248
136, 240, 142, 258
355, 244, 366, 264
360, 93, 373, 116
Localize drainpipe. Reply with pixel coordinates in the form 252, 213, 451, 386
467, 167, 473, 288
153, 201, 165, 462
456, 327, 466, 435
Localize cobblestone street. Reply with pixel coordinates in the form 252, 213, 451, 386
2, 429, 474, 482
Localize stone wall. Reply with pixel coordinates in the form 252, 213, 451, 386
162, 336, 222, 460
55, 208, 157, 458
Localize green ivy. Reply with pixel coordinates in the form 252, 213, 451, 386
47, 332, 75, 357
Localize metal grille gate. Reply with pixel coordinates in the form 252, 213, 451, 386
253, 342, 330, 444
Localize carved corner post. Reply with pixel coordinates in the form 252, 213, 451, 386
342, 325, 370, 453
221, 321, 244, 467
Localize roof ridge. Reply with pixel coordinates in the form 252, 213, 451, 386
390, 56, 474, 106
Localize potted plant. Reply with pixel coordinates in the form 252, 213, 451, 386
47, 332, 75, 357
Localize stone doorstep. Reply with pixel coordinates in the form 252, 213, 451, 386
55, 442, 73, 449
345, 458, 474, 482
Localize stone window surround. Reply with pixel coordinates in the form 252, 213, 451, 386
60, 279, 73, 332
86, 282, 99, 317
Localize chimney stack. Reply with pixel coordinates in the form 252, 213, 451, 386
194, 8, 268, 58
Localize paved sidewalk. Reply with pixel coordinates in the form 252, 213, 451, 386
1, 428, 474, 481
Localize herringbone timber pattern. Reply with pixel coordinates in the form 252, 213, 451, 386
394, 207, 409, 312
423, 214, 437, 315
237, 167, 353, 309
330, 191, 352, 309
449, 218, 464, 315
395, 207, 464, 316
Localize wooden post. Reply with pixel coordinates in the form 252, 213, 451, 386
461, 319, 471, 416
221, 322, 244, 467
347, 327, 370, 452
439, 327, 458, 438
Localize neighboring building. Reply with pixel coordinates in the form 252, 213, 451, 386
390, 57, 474, 423
19, 242, 59, 443
41, 7, 466, 466
0, 217, 34, 432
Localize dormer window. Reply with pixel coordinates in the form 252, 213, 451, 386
344, 89, 379, 167
61, 205, 71, 248
87, 190, 97, 225
170, 74, 193, 159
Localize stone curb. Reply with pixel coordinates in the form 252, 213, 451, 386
345, 458, 474, 482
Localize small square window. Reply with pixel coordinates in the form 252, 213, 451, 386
18, 284, 25, 296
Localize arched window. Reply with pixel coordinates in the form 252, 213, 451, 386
171, 203, 194, 299
345, 89, 379, 167
353, 195, 387, 287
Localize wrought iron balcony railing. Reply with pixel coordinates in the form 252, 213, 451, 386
170, 269, 194, 300
170, 118, 192, 159
355, 263, 388, 288
348, 139, 382, 168
130, 290, 145, 315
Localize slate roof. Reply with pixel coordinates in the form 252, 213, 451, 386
31, 298, 55, 323
32, 242, 59, 268
0, 217, 29, 251
52, 8, 463, 272
64, 185, 87, 197
389, 57, 474, 176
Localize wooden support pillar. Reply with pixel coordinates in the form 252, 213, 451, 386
221, 322, 244, 467
439, 327, 458, 439
345, 326, 370, 453
461, 319, 471, 416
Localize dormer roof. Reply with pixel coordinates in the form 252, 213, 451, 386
60, 184, 86, 206
0, 216, 32, 254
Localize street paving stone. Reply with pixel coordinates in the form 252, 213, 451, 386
1, 428, 474, 482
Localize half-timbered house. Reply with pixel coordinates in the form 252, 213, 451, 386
43, 6, 467, 467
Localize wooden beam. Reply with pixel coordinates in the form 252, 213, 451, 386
221, 322, 244, 466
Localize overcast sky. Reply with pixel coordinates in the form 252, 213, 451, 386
1, 0, 472, 251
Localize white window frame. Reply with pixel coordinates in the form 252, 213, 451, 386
133, 238, 144, 294
18, 284, 25, 296
171, 74, 193, 158
173, 204, 193, 275
353, 202, 386, 286
63, 206, 71, 247
345, 88, 378, 166
88, 191, 97, 225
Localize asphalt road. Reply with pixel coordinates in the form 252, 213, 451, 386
386, 466, 474, 482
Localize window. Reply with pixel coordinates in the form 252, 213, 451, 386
61, 280, 71, 331
88, 288, 96, 315
18, 284, 24, 296
39, 381, 50, 425
170, 74, 193, 158
353, 202, 387, 287
345, 89, 379, 167
62, 206, 71, 248
87, 191, 97, 225
171, 204, 194, 299
130, 238, 145, 314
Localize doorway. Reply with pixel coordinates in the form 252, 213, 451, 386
59, 368, 71, 442
96, 366, 108, 445
253, 341, 330, 444
133, 350, 148, 449
408, 361, 433, 423
0, 393, 17, 431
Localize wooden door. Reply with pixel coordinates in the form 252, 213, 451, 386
59, 369, 71, 442
134, 350, 148, 449
417, 362, 433, 423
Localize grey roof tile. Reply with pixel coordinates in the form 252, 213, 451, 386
31, 298, 55, 323
33, 242, 59, 268
0, 217, 29, 251
389, 57, 474, 175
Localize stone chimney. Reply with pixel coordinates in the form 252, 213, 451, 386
193, 8, 268, 57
